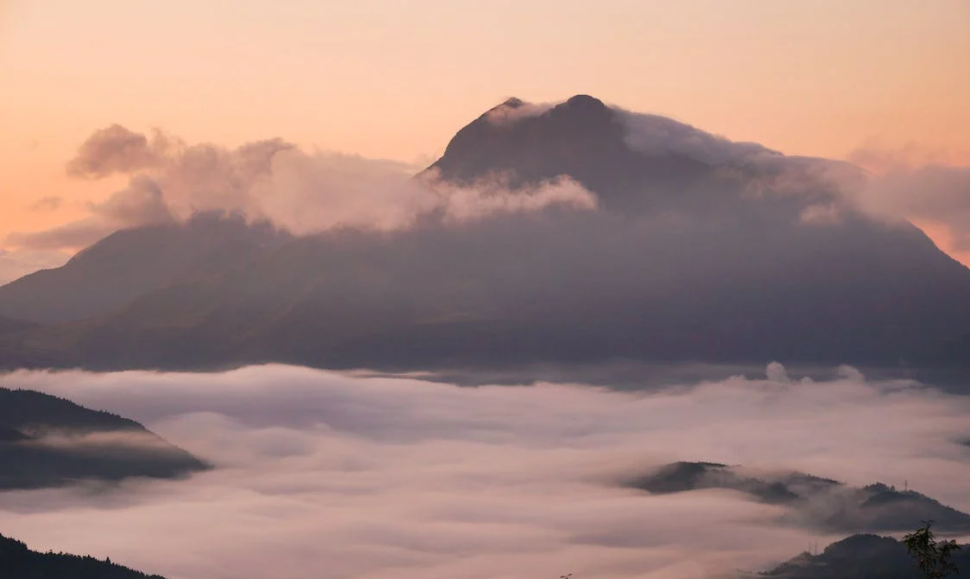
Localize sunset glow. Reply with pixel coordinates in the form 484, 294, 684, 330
3, 0, 970, 263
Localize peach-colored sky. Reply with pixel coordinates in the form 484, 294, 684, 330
2, 0, 969, 262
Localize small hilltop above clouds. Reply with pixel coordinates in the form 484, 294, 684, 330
0, 387, 209, 490
0, 96, 968, 373
625, 461, 970, 534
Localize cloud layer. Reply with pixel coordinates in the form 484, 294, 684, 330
0, 364, 969, 579
4, 126, 596, 252
854, 164, 970, 253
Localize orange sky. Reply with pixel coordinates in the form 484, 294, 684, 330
2, 0, 969, 263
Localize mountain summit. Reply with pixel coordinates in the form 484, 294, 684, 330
425, 94, 711, 212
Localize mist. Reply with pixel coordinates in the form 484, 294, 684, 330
1, 364, 969, 579
4, 125, 596, 252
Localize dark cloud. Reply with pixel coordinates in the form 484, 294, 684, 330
0, 364, 968, 579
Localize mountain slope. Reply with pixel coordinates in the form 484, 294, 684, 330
627, 462, 970, 534
0, 387, 208, 489
0, 533, 166, 579
0, 213, 289, 324
760, 533, 970, 579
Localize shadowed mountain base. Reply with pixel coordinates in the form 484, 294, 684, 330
0, 387, 209, 490
0, 533, 166, 579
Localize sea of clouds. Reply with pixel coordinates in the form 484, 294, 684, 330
1, 363, 969, 579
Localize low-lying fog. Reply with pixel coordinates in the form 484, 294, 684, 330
1, 363, 969, 579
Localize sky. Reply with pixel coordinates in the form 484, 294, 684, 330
2, 363, 970, 579
1, 0, 969, 264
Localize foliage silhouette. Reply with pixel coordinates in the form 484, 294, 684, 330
905, 521, 961, 579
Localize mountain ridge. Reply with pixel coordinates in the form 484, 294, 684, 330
759, 533, 970, 579
0, 387, 209, 489
0, 212, 289, 324
0, 95, 969, 372
627, 461, 970, 534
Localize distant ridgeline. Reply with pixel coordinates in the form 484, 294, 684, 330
626, 462, 970, 534
760, 533, 970, 579
0, 387, 209, 490
0, 533, 166, 579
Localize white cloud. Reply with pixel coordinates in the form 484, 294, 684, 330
5, 127, 597, 251
616, 109, 779, 166
0, 364, 968, 579
485, 99, 555, 126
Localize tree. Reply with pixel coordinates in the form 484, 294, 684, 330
904, 521, 961, 579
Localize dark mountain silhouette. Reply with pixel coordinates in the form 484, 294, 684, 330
424, 95, 718, 214
0, 532, 166, 579
628, 461, 841, 504
627, 462, 970, 534
0, 315, 33, 333
0, 212, 289, 324
759, 533, 970, 579
0, 387, 208, 489
0, 96, 969, 372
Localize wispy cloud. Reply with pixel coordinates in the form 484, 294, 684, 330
4, 125, 596, 251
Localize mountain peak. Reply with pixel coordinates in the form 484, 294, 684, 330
552, 94, 613, 125
564, 94, 607, 110
423, 94, 711, 208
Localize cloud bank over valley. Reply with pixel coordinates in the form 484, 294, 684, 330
1, 364, 969, 579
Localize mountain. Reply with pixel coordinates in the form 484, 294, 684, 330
0, 317, 68, 368
0, 212, 289, 324
627, 461, 840, 504
627, 462, 970, 534
424, 95, 717, 214
1, 95, 969, 372
0, 532, 165, 579
0, 387, 208, 490
759, 533, 970, 579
